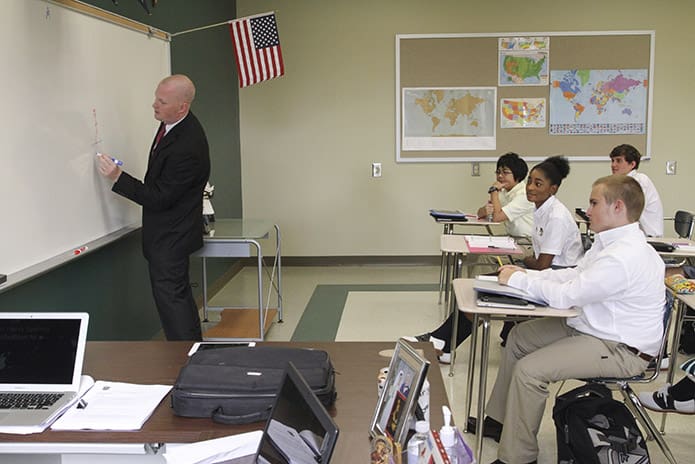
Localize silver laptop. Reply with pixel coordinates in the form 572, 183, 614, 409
0, 312, 89, 427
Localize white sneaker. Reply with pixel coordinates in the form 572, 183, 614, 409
437, 352, 451, 364
638, 384, 695, 414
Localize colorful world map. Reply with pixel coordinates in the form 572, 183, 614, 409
549, 69, 648, 135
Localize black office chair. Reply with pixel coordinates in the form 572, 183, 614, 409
556, 292, 677, 464
674, 210, 695, 240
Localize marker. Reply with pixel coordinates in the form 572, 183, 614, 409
73, 246, 88, 256
96, 152, 123, 166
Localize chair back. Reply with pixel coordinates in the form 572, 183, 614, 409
640, 290, 674, 383
674, 210, 695, 239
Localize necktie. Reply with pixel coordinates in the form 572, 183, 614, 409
154, 124, 166, 147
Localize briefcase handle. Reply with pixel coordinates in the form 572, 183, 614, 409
211, 406, 271, 425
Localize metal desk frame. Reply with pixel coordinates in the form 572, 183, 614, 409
193, 219, 283, 341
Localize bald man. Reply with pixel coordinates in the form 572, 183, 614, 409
97, 74, 210, 340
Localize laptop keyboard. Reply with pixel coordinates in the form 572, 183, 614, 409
0, 392, 63, 410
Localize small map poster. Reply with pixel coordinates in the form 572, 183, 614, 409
402, 87, 496, 150
498, 37, 549, 86
549, 69, 648, 135
500, 98, 546, 128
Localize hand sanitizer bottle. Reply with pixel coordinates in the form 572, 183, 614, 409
440, 406, 458, 464
406, 420, 429, 464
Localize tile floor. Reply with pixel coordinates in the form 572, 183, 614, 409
208, 264, 691, 463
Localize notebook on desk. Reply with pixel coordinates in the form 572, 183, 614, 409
473, 280, 547, 306
0, 312, 89, 428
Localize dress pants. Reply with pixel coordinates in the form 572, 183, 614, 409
148, 254, 202, 341
485, 318, 647, 464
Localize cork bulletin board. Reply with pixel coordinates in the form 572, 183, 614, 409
395, 31, 654, 162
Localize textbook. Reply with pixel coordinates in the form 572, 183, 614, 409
429, 209, 469, 221
473, 279, 547, 306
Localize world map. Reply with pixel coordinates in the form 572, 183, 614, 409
402, 87, 496, 150
549, 69, 648, 135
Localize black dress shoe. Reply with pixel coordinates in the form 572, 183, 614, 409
466, 416, 502, 442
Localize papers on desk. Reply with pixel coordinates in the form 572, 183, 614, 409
163, 430, 263, 464
0, 375, 95, 435
465, 235, 516, 251
674, 244, 695, 253
51, 380, 171, 431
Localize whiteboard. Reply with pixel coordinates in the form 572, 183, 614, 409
0, 0, 170, 287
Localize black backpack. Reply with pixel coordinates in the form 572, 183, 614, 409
553, 383, 650, 464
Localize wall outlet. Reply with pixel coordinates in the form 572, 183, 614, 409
372, 162, 382, 177
472, 162, 480, 177
666, 160, 677, 175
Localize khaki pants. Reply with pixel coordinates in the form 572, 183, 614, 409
485, 318, 647, 464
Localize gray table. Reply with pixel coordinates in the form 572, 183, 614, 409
192, 219, 283, 341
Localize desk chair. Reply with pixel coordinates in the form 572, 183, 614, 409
663, 210, 695, 268
673, 210, 695, 240
558, 292, 677, 464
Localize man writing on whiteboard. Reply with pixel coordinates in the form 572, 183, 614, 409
97, 74, 210, 341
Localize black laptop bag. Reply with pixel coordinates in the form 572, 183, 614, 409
171, 346, 337, 424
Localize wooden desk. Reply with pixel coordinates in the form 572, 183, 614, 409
0, 341, 449, 463
452, 278, 578, 463
193, 218, 283, 341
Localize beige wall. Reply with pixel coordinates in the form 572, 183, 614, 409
237, 0, 694, 256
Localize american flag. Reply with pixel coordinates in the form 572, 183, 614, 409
229, 12, 285, 88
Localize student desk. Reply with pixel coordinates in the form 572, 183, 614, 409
662, 288, 695, 432
452, 278, 578, 463
442, 235, 525, 374
433, 216, 502, 305
0, 341, 449, 464
193, 218, 283, 341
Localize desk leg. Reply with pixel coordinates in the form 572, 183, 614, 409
475, 316, 491, 464
249, 240, 264, 341
201, 256, 209, 322
660, 298, 685, 433
274, 224, 283, 322
439, 224, 452, 304
448, 253, 464, 377
464, 314, 480, 431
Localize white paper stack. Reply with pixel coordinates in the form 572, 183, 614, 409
51, 381, 171, 431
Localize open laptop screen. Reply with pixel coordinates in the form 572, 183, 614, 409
0, 313, 88, 390
256, 362, 339, 464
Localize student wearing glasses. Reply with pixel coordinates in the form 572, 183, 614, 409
477, 152, 534, 240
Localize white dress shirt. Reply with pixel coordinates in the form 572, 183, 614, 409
531, 196, 584, 267
508, 222, 665, 355
629, 170, 664, 237
500, 180, 534, 239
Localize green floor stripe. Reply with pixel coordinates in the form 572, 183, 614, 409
291, 283, 437, 341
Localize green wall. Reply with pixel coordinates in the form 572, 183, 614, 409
0, 0, 241, 340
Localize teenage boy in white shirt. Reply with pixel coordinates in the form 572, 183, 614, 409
610, 143, 664, 237
482, 175, 665, 464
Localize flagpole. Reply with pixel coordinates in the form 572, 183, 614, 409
170, 20, 231, 37
170, 11, 277, 38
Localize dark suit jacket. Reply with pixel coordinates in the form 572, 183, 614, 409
112, 111, 210, 262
